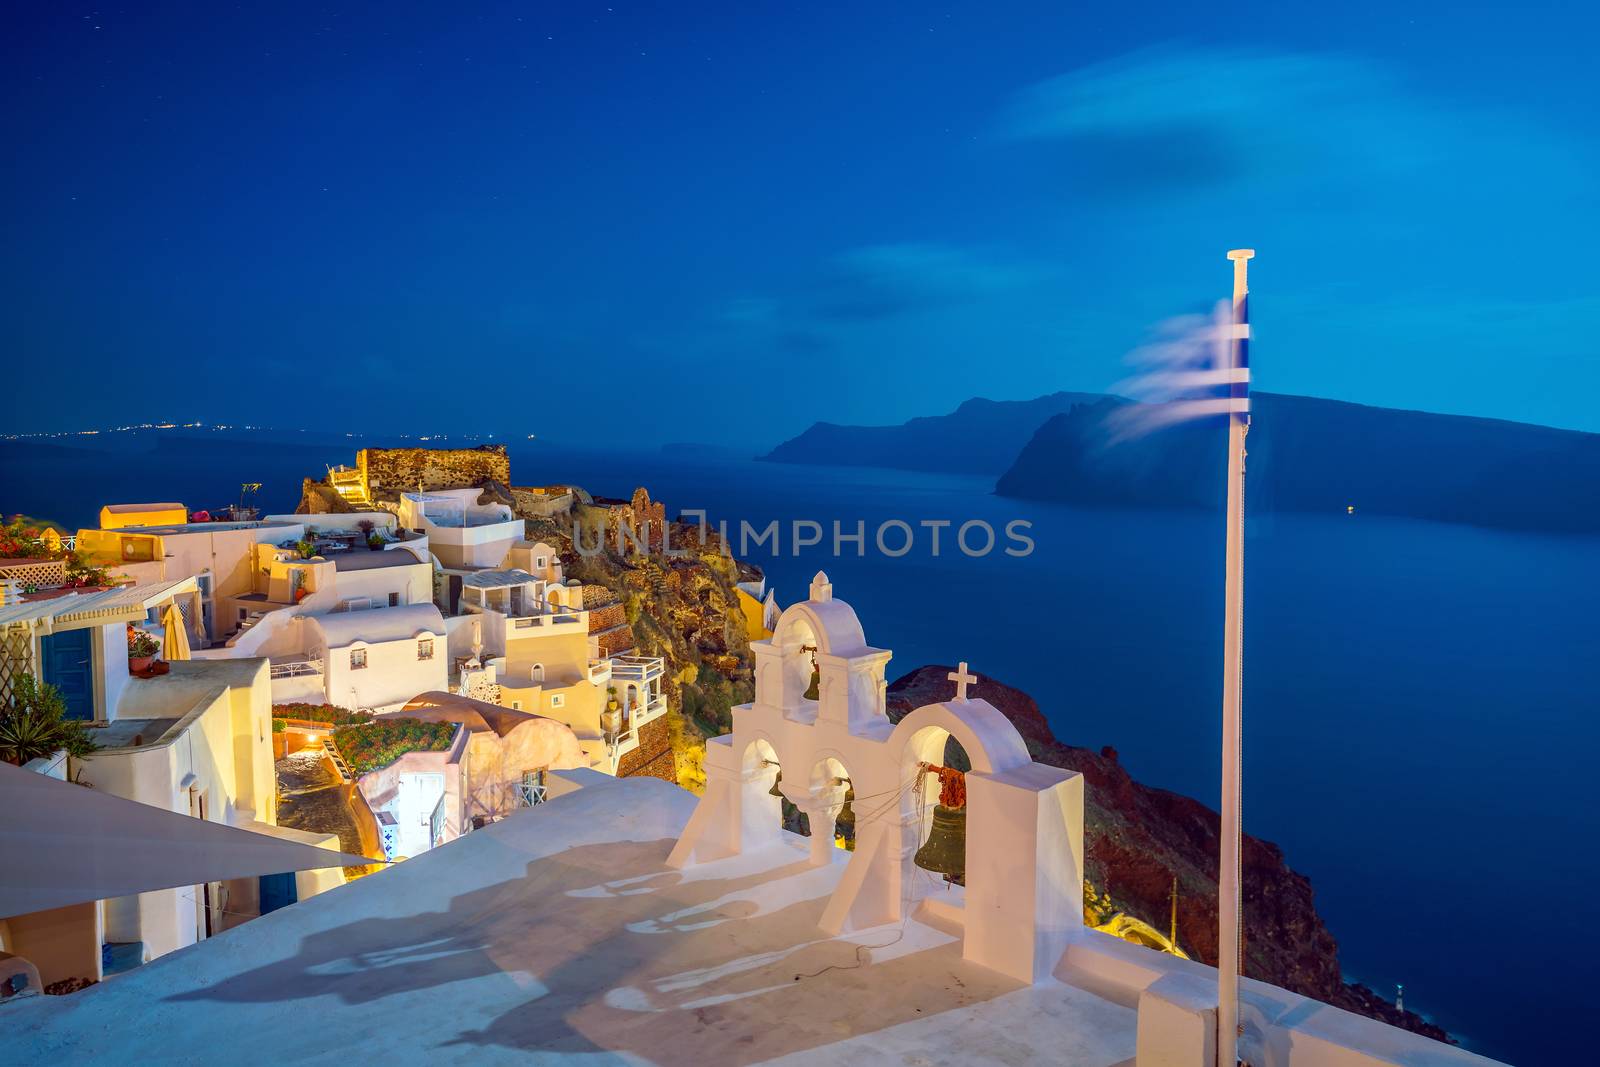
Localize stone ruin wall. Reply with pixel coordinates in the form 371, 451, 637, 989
615, 717, 675, 782
509, 486, 576, 519
358, 445, 510, 496
603, 487, 668, 552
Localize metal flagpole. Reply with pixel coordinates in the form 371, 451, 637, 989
1218, 248, 1254, 1067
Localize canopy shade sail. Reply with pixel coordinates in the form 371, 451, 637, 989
0, 762, 377, 917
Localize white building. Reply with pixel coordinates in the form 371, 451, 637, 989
74, 508, 432, 652
0, 591, 344, 990
397, 488, 524, 570
355, 691, 589, 858
302, 604, 448, 713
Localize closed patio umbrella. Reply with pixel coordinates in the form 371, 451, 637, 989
161, 602, 192, 661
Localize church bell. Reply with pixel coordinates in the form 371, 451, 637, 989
913, 804, 966, 880
803, 665, 820, 701
834, 782, 855, 849
768, 768, 784, 798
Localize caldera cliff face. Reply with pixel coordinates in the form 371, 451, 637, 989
884, 664, 1451, 1044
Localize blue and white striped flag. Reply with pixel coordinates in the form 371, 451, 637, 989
1106, 299, 1250, 440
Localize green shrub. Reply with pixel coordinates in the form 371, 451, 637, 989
273, 702, 373, 726
1, 674, 98, 765
330, 718, 455, 775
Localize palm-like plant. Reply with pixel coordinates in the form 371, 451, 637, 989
0, 674, 98, 766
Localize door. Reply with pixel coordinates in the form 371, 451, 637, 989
258, 873, 298, 915
41, 628, 95, 720
189, 790, 215, 942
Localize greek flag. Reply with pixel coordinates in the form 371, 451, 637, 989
1107, 299, 1251, 440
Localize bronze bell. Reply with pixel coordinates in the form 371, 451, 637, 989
835, 783, 856, 850
913, 804, 966, 880
803, 664, 820, 701
768, 768, 784, 798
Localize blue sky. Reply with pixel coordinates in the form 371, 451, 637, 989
4, 2, 1597, 444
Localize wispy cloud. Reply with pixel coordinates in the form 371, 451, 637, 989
1001, 45, 1587, 200
805, 243, 1052, 322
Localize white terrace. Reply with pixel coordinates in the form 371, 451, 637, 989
4, 576, 1506, 1067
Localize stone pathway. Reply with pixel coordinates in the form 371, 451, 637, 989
275, 749, 371, 878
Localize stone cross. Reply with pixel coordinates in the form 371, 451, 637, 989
948, 662, 977, 702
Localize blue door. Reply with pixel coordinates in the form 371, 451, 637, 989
258, 873, 298, 914
41, 628, 95, 721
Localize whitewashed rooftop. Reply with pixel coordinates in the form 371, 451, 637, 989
5, 775, 1136, 1066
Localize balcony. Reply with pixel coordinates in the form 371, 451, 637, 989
609, 656, 664, 684
609, 655, 667, 726
268, 657, 324, 703
510, 606, 583, 630
269, 657, 324, 679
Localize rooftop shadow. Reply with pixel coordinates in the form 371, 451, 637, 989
169, 836, 1019, 1063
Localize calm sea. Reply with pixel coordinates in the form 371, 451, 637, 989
5, 437, 1592, 1065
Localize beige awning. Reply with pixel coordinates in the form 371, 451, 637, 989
0, 762, 377, 917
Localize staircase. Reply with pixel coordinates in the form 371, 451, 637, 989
327, 465, 373, 510
231, 610, 267, 644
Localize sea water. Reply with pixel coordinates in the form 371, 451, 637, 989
4, 437, 1592, 1064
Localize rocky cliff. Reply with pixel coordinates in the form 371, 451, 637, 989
997, 392, 1600, 534
514, 495, 757, 792
762, 391, 1102, 475
885, 664, 1452, 1045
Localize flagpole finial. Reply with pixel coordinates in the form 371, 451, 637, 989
1226, 248, 1255, 260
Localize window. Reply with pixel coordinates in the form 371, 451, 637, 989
388, 592, 400, 607
549, 694, 565, 709
350, 648, 367, 670
535, 556, 546, 570
417, 637, 434, 661
530, 663, 545, 683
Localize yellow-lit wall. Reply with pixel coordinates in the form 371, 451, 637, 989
85, 659, 275, 959
737, 588, 773, 641
0, 901, 103, 987
98, 504, 187, 529
76, 528, 163, 566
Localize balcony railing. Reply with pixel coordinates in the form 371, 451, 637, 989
269, 657, 324, 679
609, 656, 664, 682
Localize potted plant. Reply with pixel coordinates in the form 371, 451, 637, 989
127, 624, 160, 673
0, 673, 98, 767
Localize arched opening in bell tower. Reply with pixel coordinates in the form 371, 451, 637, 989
901, 726, 971, 890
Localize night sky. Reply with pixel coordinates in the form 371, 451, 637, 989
5, 3, 1597, 444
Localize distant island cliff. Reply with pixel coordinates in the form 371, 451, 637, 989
997, 393, 1600, 533
765, 391, 1600, 534
761, 391, 1101, 475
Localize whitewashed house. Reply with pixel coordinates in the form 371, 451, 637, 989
397, 488, 524, 569
0, 615, 344, 989
304, 604, 448, 712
